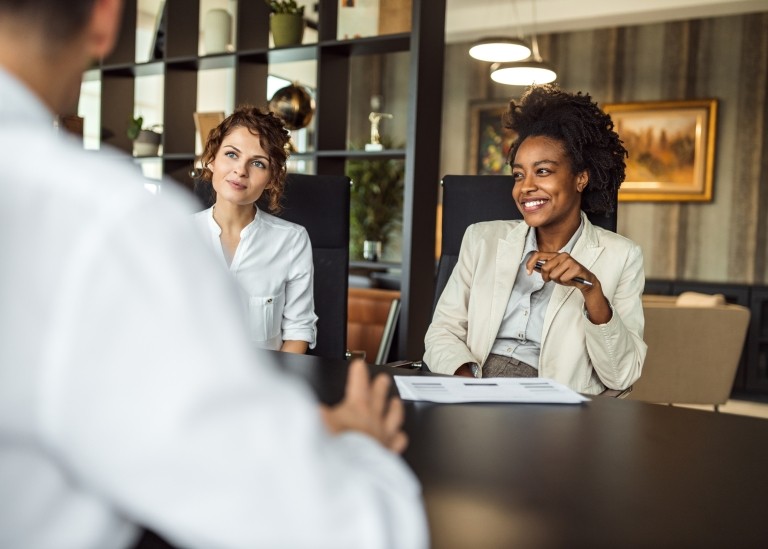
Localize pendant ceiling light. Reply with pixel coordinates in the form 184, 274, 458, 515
469, 37, 531, 63
489, 0, 558, 86
490, 36, 557, 85
467, 0, 531, 63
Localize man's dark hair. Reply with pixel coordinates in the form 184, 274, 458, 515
0, 0, 96, 44
503, 84, 627, 215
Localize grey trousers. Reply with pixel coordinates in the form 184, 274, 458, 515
482, 353, 538, 378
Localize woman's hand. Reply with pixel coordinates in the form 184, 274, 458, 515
526, 252, 612, 324
526, 252, 595, 288
320, 360, 408, 454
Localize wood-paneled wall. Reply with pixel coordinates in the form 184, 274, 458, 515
442, 12, 768, 284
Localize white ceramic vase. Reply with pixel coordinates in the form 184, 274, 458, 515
204, 8, 231, 54
363, 240, 383, 262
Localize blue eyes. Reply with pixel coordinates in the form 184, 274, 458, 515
223, 151, 267, 169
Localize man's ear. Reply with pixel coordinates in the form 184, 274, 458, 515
86, 0, 124, 60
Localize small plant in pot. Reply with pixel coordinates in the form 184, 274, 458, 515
346, 139, 405, 262
265, 0, 305, 47
127, 116, 162, 157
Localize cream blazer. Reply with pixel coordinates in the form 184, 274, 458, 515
424, 214, 647, 394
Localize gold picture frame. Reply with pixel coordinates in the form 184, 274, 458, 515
469, 101, 516, 175
603, 99, 718, 202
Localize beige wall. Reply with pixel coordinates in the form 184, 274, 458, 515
440, 12, 768, 284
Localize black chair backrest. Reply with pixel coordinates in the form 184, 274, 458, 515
194, 173, 351, 359
270, 173, 351, 359
435, 175, 617, 310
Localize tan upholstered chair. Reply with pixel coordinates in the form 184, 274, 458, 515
347, 288, 401, 364
628, 293, 751, 411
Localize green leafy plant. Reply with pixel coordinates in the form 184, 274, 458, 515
265, 0, 305, 15
346, 139, 405, 259
126, 116, 161, 140
126, 116, 144, 140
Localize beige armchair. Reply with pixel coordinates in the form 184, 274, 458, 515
628, 293, 751, 411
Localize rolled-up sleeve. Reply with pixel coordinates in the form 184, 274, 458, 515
282, 227, 318, 347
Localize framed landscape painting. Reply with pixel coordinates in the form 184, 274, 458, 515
603, 99, 718, 202
469, 101, 517, 175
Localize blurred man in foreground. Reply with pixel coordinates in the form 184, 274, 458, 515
0, 1, 427, 547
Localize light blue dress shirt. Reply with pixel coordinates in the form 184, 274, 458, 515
490, 220, 584, 368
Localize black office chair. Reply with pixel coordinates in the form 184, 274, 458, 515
268, 174, 351, 359
194, 173, 351, 360
435, 174, 617, 311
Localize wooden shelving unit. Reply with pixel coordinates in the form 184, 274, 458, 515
91, 0, 446, 359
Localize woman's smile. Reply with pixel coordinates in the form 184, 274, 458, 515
226, 178, 247, 190
519, 197, 549, 211
511, 135, 586, 233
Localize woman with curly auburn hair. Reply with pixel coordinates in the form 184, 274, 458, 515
425, 84, 646, 395
193, 105, 317, 353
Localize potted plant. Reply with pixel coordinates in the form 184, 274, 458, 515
127, 116, 162, 157
265, 0, 305, 47
346, 140, 405, 261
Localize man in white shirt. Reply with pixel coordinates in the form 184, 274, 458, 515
0, 1, 427, 548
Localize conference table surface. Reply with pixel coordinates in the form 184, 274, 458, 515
271, 351, 768, 548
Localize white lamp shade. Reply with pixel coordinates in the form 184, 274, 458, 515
469, 38, 531, 63
490, 61, 557, 85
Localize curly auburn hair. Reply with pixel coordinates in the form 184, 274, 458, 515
199, 105, 290, 213
503, 84, 627, 215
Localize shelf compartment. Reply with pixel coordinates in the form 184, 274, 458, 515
317, 149, 406, 159
162, 68, 197, 156
102, 61, 165, 78
320, 33, 410, 56
198, 53, 238, 71
266, 45, 321, 64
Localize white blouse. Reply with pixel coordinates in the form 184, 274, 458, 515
193, 206, 318, 350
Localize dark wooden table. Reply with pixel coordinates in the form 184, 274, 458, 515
271, 351, 768, 548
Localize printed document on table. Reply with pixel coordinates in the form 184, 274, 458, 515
394, 376, 589, 404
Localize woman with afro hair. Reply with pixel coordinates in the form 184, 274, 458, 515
193, 105, 317, 353
425, 84, 646, 394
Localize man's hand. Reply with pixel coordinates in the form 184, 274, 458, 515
320, 360, 408, 454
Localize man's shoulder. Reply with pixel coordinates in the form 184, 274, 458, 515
5, 127, 197, 220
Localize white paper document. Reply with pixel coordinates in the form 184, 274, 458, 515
394, 376, 589, 404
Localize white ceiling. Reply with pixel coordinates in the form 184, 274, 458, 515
139, 1, 767, 45
445, 0, 767, 43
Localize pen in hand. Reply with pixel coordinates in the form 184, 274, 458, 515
534, 260, 594, 287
